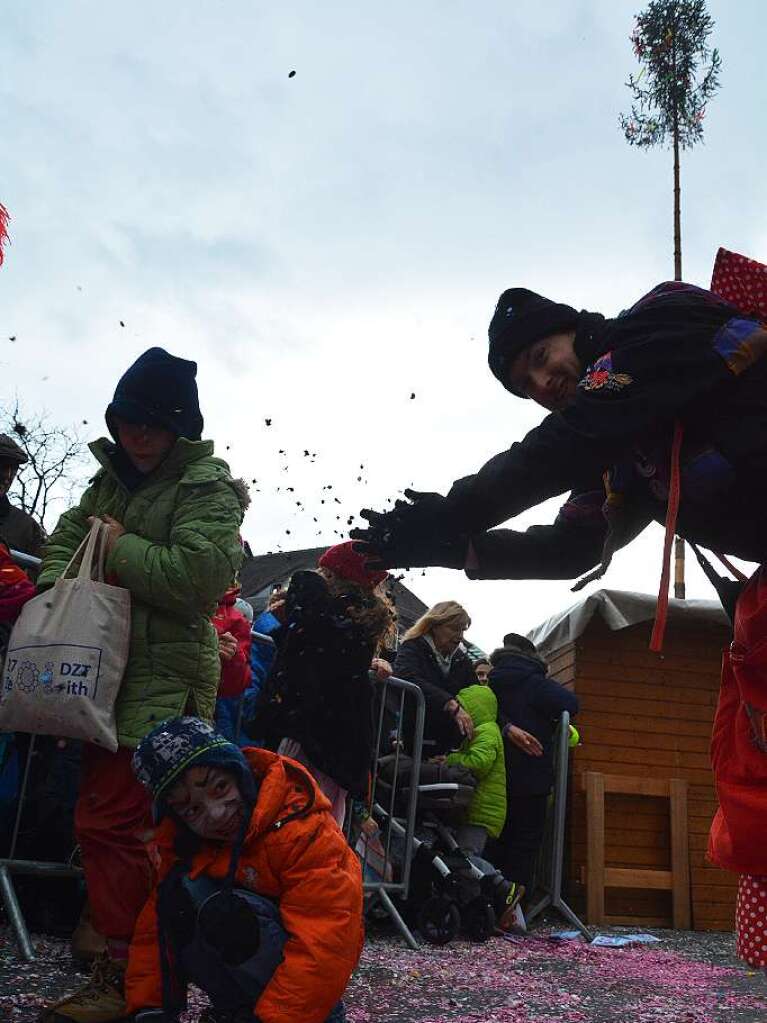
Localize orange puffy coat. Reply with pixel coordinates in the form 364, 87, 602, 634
125, 748, 363, 1023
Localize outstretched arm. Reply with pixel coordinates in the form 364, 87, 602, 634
467, 489, 652, 580
354, 286, 748, 571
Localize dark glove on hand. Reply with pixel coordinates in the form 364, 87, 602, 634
350, 534, 468, 571
351, 489, 465, 569
357, 489, 455, 541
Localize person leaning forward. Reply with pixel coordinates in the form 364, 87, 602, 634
393, 600, 476, 756
38, 347, 249, 1023
352, 276, 767, 965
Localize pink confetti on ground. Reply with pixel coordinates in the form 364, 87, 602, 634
2, 928, 766, 1022
344, 931, 767, 1023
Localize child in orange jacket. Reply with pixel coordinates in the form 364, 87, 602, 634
125, 717, 362, 1023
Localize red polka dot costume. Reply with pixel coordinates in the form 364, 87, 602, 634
711, 247, 767, 321
702, 251, 767, 968
736, 875, 767, 968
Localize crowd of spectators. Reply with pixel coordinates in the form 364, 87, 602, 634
1, 349, 364, 1023
393, 601, 578, 908
0, 347, 580, 1023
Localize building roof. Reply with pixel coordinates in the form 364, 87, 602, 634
528, 588, 729, 658
239, 545, 429, 632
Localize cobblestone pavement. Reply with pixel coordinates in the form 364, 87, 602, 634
2, 922, 766, 1022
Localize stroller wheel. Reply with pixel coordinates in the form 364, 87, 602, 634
417, 895, 461, 945
462, 897, 495, 942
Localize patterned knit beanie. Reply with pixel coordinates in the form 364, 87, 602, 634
132, 717, 256, 810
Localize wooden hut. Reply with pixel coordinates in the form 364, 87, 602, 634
529, 589, 736, 931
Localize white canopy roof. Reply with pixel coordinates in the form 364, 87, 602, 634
528, 588, 729, 658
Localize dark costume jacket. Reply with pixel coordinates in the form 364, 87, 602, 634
393, 636, 477, 755
440, 283, 767, 580
0, 496, 45, 560
489, 651, 579, 796
250, 571, 375, 798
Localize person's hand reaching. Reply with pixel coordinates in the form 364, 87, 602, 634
266, 586, 286, 618
504, 724, 543, 756
371, 657, 392, 680
445, 698, 474, 741
218, 631, 239, 661
351, 489, 468, 570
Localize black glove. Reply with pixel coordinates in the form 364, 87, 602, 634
357, 489, 457, 540
351, 490, 465, 569
350, 535, 468, 572
372, 488, 454, 529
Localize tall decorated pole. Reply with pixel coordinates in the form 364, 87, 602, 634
620, 0, 721, 599
0, 204, 9, 266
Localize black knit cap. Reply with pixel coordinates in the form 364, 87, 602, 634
488, 288, 580, 396
106, 347, 204, 441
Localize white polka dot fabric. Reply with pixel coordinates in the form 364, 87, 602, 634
736, 873, 767, 967
711, 247, 767, 320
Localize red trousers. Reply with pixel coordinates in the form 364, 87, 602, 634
709, 565, 767, 878
75, 744, 154, 943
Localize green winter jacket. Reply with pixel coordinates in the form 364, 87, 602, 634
38, 437, 247, 748
446, 684, 507, 838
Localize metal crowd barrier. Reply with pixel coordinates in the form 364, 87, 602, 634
0, 562, 282, 957
525, 710, 593, 940
348, 672, 425, 949
0, 549, 84, 960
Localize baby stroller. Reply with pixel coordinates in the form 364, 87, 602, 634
365, 754, 515, 945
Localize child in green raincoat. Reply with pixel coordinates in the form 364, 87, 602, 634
445, 684, 506, 856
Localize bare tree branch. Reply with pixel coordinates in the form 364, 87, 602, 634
0, 397, 89, 530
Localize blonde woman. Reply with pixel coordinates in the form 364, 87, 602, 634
393, 601, 476, 756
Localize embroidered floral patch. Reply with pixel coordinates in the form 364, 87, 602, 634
579, 352, 633, 393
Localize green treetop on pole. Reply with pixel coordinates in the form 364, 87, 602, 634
620, 0, 721, 281
620, 1, 721, 601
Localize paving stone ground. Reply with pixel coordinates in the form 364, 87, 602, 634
2, 917, 766, 1023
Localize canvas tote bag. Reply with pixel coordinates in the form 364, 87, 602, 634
0, 519, 131, 751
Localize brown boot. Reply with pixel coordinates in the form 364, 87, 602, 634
39, 952, 127, 1023
71, 903, 107, 965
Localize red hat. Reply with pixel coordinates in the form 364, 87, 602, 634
318, 541, 388, 590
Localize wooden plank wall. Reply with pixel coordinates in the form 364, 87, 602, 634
547, 616, 738, 931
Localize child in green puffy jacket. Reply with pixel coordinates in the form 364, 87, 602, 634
445, 684, 506, 856
38, 348, 248, 1023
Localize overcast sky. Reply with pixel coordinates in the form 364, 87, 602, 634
1, 1, 765, 651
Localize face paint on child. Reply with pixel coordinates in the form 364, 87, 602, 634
166, 765, 246, 841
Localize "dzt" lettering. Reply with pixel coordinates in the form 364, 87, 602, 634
60, 662, 92, 678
